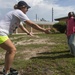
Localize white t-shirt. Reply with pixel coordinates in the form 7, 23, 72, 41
0, 9, 29, 36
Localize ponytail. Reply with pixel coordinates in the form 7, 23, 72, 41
14, 4, 18, 9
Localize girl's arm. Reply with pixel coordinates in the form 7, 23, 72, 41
19, 25, 33, 36
24, 20, 50, 34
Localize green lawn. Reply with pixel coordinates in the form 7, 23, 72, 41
0, 33, 75, 75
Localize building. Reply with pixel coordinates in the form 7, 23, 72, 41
15, 21, 55, 34
55, 16, 68, 22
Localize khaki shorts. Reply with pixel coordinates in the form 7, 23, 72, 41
0, 36, 9, 44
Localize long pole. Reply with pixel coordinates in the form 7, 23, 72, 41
36, 14, 37, 21
52, 7, 54, 22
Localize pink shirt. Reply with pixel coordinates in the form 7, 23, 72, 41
66, 17, 75, 36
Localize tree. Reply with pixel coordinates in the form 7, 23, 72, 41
53, 21, 66, 33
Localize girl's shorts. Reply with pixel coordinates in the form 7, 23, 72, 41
0, 36, 9, 44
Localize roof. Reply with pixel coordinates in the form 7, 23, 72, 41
33, 21, 55, 25
55, 16, 68, 21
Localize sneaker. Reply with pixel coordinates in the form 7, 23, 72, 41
10, 68, 18, 74
3, 68, 18, 75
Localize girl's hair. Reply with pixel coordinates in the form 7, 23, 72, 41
14, 4, 26, 9
14, 1, 31, 10
14, 4, 18, 9
68, 12, 75, 18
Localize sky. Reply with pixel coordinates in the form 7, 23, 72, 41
0, 0, 75, 22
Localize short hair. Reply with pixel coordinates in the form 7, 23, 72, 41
68, 12, 75, 18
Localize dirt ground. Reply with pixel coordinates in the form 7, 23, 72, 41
14, 36, 55, 60
0, 35, 55, 74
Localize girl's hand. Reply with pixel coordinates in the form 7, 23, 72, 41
44, 28, 51, 34
27, 32, 34, 36
27, 33, 39, 38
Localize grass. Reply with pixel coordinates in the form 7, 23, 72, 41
0, 33, 75, 75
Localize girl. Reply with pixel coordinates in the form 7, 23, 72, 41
0, 1, 50, 75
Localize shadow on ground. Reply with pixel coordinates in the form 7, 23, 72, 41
31, 50, 74, 59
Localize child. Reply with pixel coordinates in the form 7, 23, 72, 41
66, 12, 75, 56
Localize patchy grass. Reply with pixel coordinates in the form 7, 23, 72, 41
0, 33, 75, 75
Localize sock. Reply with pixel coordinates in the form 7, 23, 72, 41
3, 68, 10, 75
